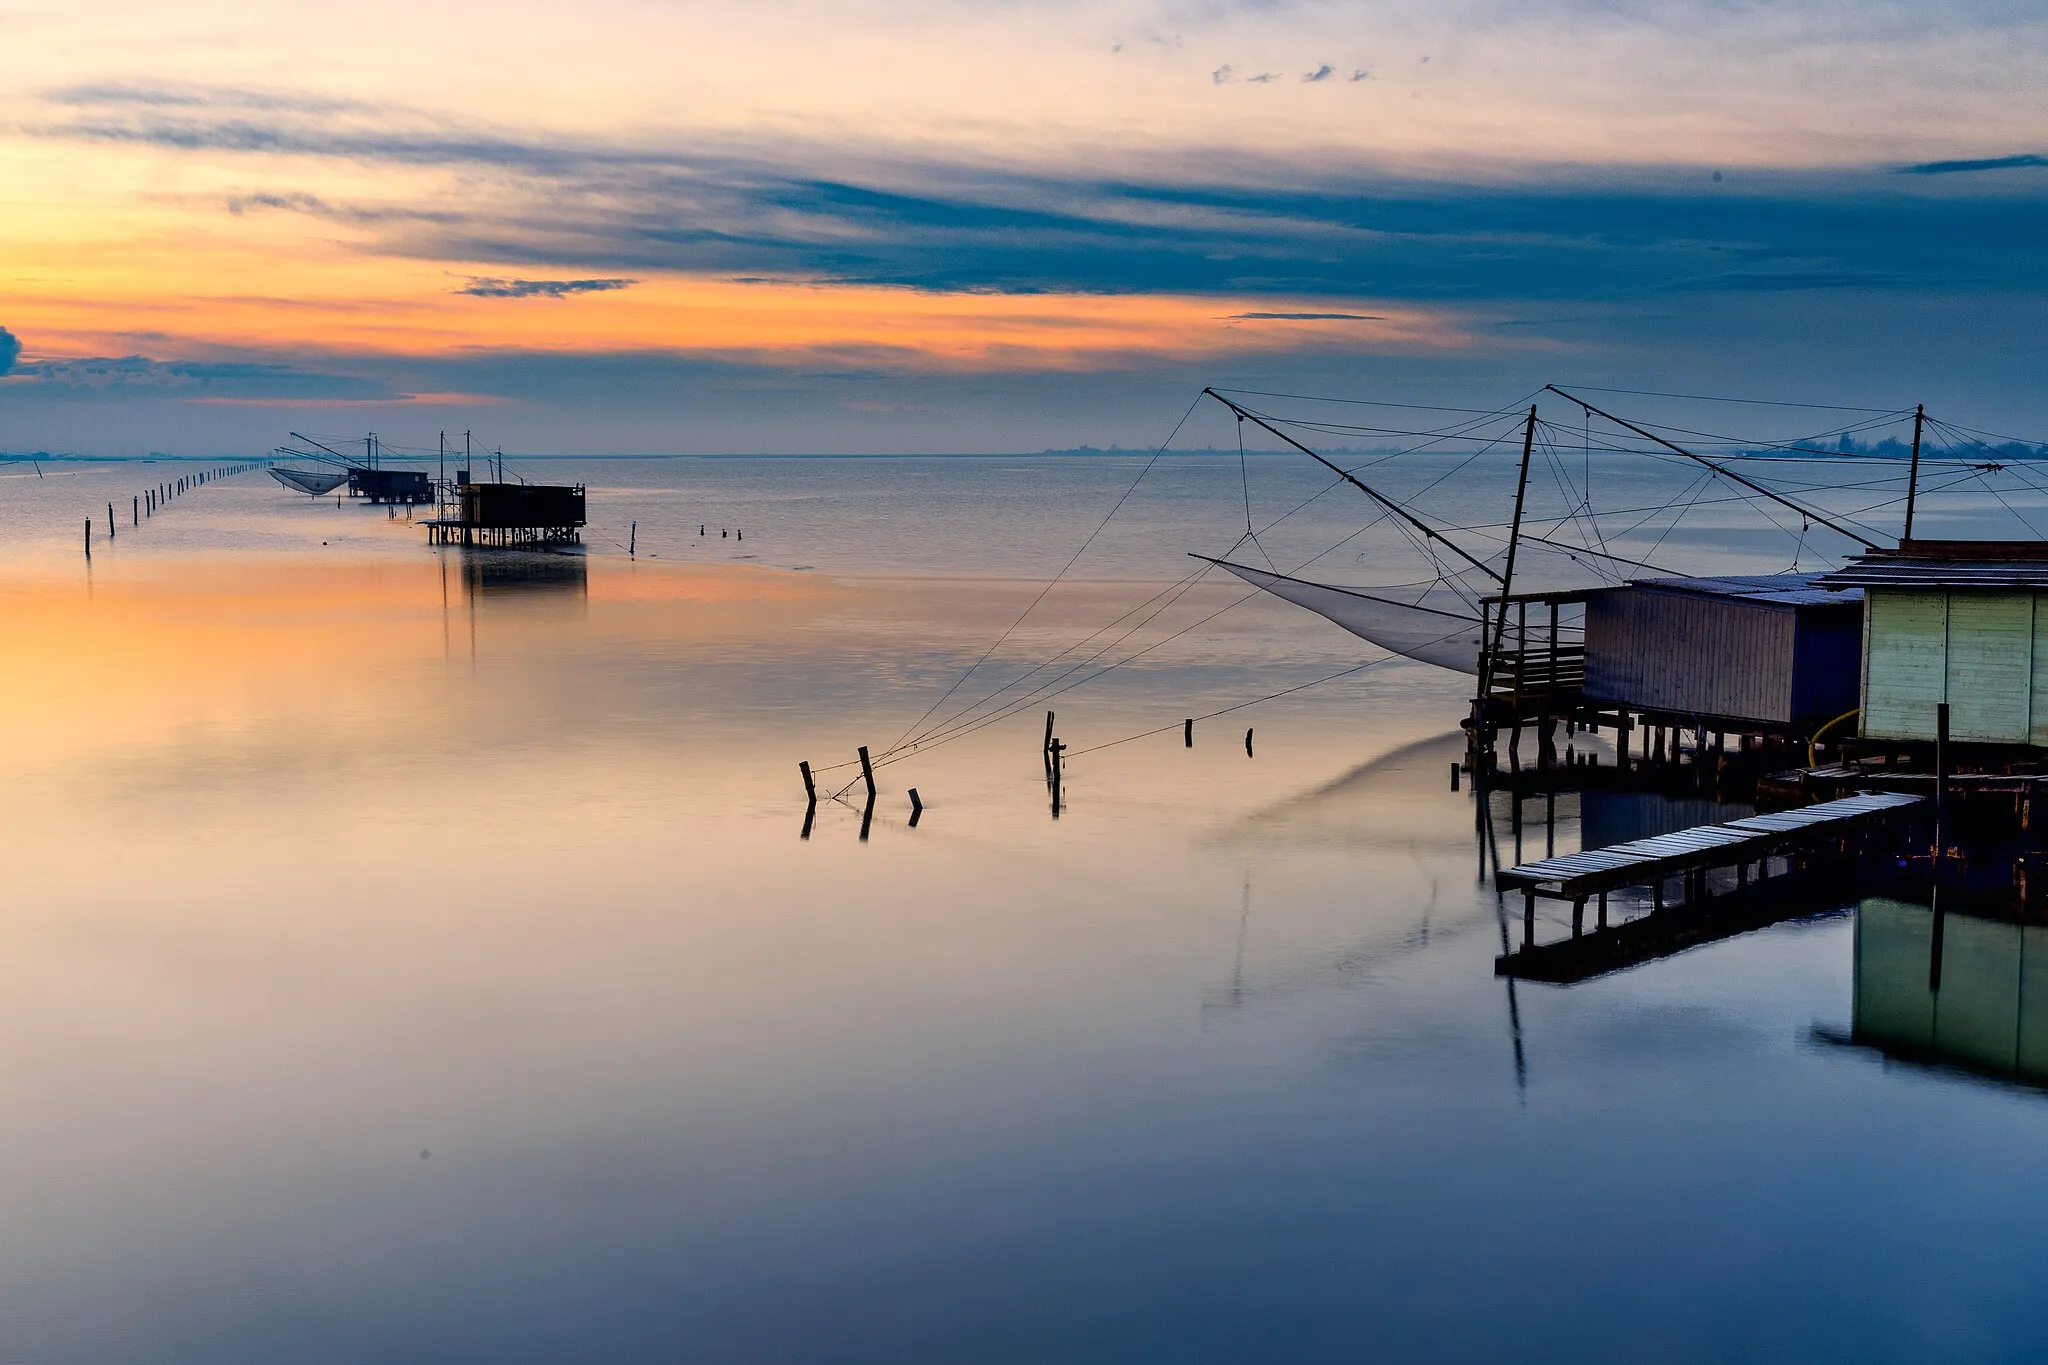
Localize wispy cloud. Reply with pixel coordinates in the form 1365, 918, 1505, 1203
1228, 311, 1387, 320
1303, 64, 1334, 83
457, 276, 638, 298
43, 82, 378, 116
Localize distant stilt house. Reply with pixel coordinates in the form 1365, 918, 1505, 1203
348, 467, 435, 505
425, 477, 586, 547
1816, 541, 2048, 745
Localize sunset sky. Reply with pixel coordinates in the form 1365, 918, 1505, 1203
2, 0, 2045, 454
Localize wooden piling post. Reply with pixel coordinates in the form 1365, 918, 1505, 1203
1184, 717, 1193, 747
1043, 710, 1056, 777
1522, 889, 1535, 948
1597, 891, 1608, 930
132, 496, 138, 527
84, 517, 91, 559
908, 788, 923, 828
107, 502, 115, 539
799, 760, 816, 803
629, 521, 636, 558
1934, 702, 1950, 862
1049, 738, 1065, 815
1450, 762, 1460, 791
858, 745, 876, 802
1245, 728, 1254, 756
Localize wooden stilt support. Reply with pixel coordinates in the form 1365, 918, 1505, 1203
799, 760, 816, 803
858, 745, 876, 802
908, 788, 923, 828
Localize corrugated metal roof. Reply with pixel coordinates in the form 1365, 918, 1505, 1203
1817, 560, 2048, 588
1816, 539, 2048, 589
1627, 572, 1862, 607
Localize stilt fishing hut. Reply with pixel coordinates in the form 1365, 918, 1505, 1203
426, 478, 586, 547
1580, 574, 1863, 735
1817, 541, 2048, 747
348, 467, 435, 505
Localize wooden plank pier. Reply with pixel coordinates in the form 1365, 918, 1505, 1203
1495, 792, 1924, 979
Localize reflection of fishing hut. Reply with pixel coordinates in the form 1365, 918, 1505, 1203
427, 476, 587, 547
349, 467, 435, 505
1843, 896, 2048, 1090
459, 548, 588, 600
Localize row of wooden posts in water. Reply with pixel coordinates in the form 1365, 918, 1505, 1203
796, 748, 923, 841
797, 708, 1263, 839
83, 462, 265, 558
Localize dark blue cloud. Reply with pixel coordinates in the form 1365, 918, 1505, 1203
12, 353, 402, 399
1900, 152, 2048, 175
0, 326, 20, 375
457, 276, 637, 298
1229, 312, 1387, 320
1304, 64, 1335, 83
38, 87, 2048, 311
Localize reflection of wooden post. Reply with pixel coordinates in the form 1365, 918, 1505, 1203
1049, 739, 1065, 816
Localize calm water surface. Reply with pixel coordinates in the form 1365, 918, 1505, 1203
2, 456, 2046, 1362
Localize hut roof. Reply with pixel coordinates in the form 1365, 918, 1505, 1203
1816, 540, 2048, 590
1627, 572, 1860, 608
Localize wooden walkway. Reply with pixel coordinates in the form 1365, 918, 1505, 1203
1496, 792, 1925, 957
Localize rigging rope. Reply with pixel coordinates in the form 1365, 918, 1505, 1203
875, 393, 1203, 761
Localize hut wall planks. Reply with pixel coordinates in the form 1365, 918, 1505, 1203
1857, 588, 2048, 744
1582, 575, 1862, 728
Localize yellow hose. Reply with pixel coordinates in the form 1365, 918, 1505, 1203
1807, 708, 1861, 767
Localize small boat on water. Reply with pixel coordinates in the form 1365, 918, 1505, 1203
269, 466, 349, 496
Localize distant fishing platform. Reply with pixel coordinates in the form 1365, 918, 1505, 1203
424, 478, 587, 547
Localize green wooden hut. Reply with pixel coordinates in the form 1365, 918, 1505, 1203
1817, 541, 2048, 744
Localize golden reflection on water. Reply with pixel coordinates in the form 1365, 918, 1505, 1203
0, 553, 858, 772
0, 542, 1529, 1358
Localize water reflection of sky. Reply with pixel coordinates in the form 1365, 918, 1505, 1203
3, 460, 2048, 1360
